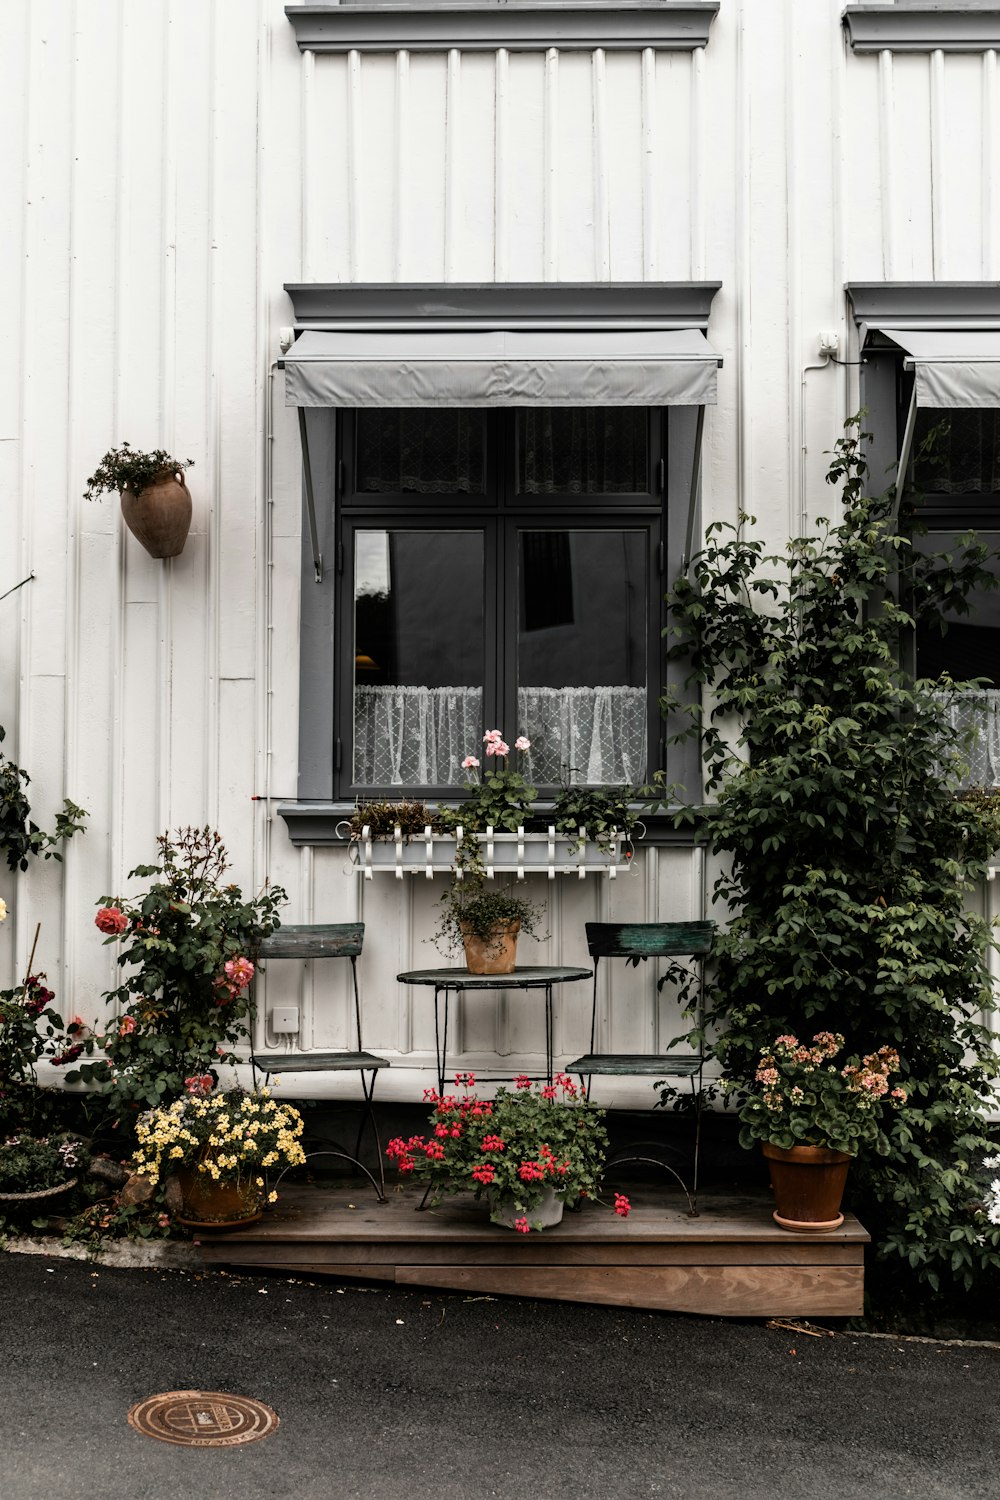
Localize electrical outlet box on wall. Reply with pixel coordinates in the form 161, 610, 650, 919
270, 1006, 300, 1034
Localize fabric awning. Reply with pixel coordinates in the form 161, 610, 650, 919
883, 328, 1000, 409
283, 327, 720, 408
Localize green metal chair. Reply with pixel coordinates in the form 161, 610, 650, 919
251, 922, 389, 1200
566, 920, 715, 1212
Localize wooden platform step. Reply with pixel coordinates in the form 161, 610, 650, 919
196, 1183, 869, 1318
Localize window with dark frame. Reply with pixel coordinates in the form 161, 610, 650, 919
886, 365, 1000, 786
337, 406, 665, 798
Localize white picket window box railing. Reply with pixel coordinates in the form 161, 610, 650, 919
345, 824, 642, 880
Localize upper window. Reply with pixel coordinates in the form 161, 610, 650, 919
338, 408, 663, 797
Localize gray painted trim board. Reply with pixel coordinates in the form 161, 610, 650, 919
846, 282, 1000, 328
843, 6, 1000, 53
283, 282, 724, 330
285, 2, 720, 53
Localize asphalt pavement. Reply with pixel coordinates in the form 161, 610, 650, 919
2, 1251, 998, 1500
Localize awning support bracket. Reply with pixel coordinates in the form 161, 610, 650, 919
297, 407, 324, 584
683, 404, 707, 576
891, 384, 918, 527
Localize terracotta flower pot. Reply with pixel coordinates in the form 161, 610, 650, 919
460, 919, 521, 975
120, 470, 192, 558
171, 1164, 264, 1231
762, 1142, 852, 1232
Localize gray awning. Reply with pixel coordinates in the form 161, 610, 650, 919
883, 328, 1000, 409
283, 327, 720, 408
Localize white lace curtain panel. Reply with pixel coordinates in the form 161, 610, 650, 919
933, 689, 1000, 787
353, 684, 646, 787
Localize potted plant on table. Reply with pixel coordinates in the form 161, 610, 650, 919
386, 1073, 630, 1232
736, 1031, 907, 1232
84, 442, 195, 558
433, 879, 545, 976
129, 1081, 306, 1228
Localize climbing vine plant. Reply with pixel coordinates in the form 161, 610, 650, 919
0, 726, 86, 872
665, 416, 1000, 1295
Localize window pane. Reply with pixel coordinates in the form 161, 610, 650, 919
915, 530, 1000, 788
911, 409, 1000, 495
517, 409, 648, 495
516, 530, 647, 785
356, 410, 486, 495
353, 531, 484, 785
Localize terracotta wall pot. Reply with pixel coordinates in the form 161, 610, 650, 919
762, 1142, 852, 1232
171, 1164, 263, 1230
120, 470, 192, 558
460, 919, 521, 975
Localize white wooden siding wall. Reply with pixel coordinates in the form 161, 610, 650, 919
2, 0, 998, 1101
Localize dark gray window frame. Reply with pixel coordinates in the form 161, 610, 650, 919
285, 2, 720, 54
278, 281, 721, 849
846, 280, 1000, 687
843, 6, 1000, 53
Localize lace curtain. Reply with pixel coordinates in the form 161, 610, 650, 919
517, 686, 647, 785
518, 409, 647, 495
353, 684, 646, 787
356, 411, 485, 495
933, 689, 1000, 787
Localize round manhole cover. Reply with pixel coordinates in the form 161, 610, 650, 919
127, 1391, 279, 1447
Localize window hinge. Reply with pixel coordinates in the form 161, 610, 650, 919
335, 738, 342, 772
657, 457, 665, 494
336, 541, 344, 575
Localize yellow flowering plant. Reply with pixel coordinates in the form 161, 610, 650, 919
130, 1085, 306, 1204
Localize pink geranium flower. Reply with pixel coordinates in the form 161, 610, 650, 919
461, 755, 480, 770
514, 736, 531, 751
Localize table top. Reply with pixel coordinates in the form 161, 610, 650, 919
396, 965, 592, 990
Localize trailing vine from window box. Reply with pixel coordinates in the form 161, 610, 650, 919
663, 415, 1000, 1298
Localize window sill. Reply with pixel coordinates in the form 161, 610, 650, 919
285, 2, 720, 54
843, 7, 1000, 54
276, 800, 702, 849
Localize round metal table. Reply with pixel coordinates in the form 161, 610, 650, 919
396, 966, 592, 1095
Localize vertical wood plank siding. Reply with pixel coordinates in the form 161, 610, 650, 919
2, 0, 999, 1097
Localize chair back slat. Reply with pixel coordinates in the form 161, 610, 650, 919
258, 923, 364, 960
585, 921, 714, 960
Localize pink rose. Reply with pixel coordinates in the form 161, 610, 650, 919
118, 1016, 137, 1037
224, 956, 255, 992
514, 736, 531, 751
184, 1074, 214, 1097
95, 906, 128, 936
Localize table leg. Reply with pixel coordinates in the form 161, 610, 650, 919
433, 986, 451, 1097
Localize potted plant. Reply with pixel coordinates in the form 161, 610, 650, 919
433, 879, 545, 975
0, 1133, 88, 1206
66, 826, 286, 1114
129, 1081, 306, 1228
84, 442, 195, 558
386, 1073, 630, 1232
736, 1031, 907, 1232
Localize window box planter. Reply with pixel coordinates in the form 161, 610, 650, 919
345, 824, 641, 880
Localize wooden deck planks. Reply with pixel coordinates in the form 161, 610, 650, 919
196, 1183, 868, 1317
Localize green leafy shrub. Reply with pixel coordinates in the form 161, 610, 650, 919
664, 416, 1000, 1293
0, 726, 86, 872
433, 880, 545, 960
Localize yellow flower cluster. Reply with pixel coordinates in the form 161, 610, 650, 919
131, 1088, 305, 1188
